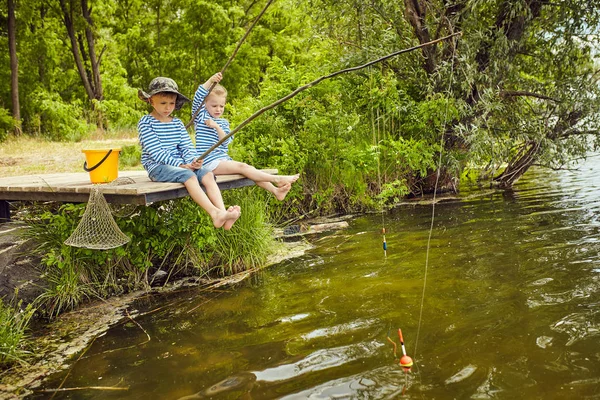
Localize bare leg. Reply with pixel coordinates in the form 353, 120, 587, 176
256, 181, 292, 201
183, 176, 240, 229
201, 173, 241, 229
201, 173, 225, 210
213, 160, 299, 186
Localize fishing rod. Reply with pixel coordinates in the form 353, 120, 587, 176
196, 31, 463, 161
185, 0, 275, 129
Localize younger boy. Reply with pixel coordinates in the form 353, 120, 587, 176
138, 77, 240, 229
192, 72, 299, 201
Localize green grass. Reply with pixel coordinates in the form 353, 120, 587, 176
0, 132, 141, 177
0, 299, 35, 368
214, 187, 278, 275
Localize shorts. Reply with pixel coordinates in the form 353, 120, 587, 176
148, 164, 211, 183
202, 157, 232, 172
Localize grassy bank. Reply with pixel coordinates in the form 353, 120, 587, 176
0, 131, 141, 177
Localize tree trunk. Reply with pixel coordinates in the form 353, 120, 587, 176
59, 0, 96, 101
8, 0, 21, 135
493, 141, 541, 188
59, 0, 103, 102
81, 0, 103, 100
403, 0, 436, 74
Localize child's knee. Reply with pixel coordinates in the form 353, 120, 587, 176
239, 162, 252, 171
202, 171, 216, 184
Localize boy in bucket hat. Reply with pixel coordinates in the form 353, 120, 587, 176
138, 77, 241, 229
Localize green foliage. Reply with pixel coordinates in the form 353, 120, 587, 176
0, 107, 14, 142
214, 188, 277, 274
119, 144, 142, 168
3, 0, 600, 283
25, 90, 95, 141
34, 253, 96, 319
20, 189, 278, 317
0, 299, 35, 368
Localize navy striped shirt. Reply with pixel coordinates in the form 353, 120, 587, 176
192, 85, 233, 164
138, 114, 196, 174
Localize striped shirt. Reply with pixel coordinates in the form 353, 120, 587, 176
192, 85, 233, 164
138, 114, 196, 174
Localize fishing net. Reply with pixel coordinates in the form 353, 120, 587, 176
64, 178, 135, 250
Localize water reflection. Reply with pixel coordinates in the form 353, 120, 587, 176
31, 155, 600, 399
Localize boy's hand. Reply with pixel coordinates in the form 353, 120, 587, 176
204, 119, 218, 128
190, 158, 204, 169
210, 72, 223, 84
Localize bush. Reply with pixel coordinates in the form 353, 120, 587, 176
0, 299, 35, 368
214, 187, 277, 274
24, 90, 95, 141
0, 107, 14, 143
20, 188, 277, 317
119, 144, 142, 168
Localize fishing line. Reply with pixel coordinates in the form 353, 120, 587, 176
370, 65, 388, 258
412, 33, 459, 372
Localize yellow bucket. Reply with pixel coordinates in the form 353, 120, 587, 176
82, 148, 121, 183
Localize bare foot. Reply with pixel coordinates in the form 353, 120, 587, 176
274, 183, 292, 201
223, 205, 241, 230
276, 174, 300, 185
212, 207, 240, 230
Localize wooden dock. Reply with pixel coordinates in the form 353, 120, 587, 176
0, 169, 277, 222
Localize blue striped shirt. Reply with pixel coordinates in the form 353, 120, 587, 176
138, 115, 196, 174
192, 85, 233, 164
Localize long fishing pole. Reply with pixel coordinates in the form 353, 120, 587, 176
185, 0, 275, 129
196, 31, 462, 161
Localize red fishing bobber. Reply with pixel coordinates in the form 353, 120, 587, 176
399, 354, 413, 372
397, 329, 413, 373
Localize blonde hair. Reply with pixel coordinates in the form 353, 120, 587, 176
208, 84, 227, 99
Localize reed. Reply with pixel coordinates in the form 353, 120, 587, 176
0, 299, 35, 368
213, 187, 277, 275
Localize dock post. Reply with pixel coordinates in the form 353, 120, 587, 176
0, 200, 10, 223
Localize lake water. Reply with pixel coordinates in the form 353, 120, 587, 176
30, 156, 600, 399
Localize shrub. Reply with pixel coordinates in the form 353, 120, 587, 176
24, 90, 94, 141
0, 299, 35, 368
20, 188, 277, 317
213, 187, 277, 274
0, 107, 14, 143
119, 144, 142, 168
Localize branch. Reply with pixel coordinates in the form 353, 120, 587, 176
197, 31, 463, 161
499, 90, 561, 102
185, 0, 275, 129
556, 128, 600, 139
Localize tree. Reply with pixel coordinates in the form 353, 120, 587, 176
307, 0, 600, 189
58, 0, 103, 103
7, 0, 20, 134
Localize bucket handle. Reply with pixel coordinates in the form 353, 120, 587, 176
83, 149, 113, 172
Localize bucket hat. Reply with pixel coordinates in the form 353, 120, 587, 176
138, 77, 190, 110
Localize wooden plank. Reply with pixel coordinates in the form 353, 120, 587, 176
0, 191, 96, 204
0, 169, 279, 207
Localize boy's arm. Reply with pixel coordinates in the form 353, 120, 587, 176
204, 119, 229, 141
202, 72, 222, 90
191, 72, 223, 124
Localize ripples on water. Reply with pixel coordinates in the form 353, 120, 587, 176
32, 157, 600, 399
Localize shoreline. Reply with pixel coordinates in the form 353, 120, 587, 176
0, 240, 313, 399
